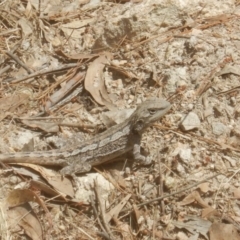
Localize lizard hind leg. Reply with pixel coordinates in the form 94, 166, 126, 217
60, 162, 92, 177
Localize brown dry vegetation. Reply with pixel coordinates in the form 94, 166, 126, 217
1, 0, 240, 239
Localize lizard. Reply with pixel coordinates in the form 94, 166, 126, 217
0, 98, 171, 176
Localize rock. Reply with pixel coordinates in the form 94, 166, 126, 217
212, 122, 227, 135
75, 173, 114, 204
179, 148, 192, 164
165, 176, 176, 189
180, 112, 201, 131
176, 162, 186, 177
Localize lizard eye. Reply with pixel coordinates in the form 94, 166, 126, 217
149, 109, 156, 115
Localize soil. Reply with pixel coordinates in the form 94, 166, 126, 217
0, 0, 240, 239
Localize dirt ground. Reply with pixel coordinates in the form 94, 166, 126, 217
1, 0, 240, 239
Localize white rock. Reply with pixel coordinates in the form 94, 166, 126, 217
212, 122, 227, 135
176, 162, 186, 176
180, 112, 201, 131
75, 173, 114, 204
165, 176, 176, 189
179, 148, 192, 163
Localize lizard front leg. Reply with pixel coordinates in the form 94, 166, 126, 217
133, 140, 152, 165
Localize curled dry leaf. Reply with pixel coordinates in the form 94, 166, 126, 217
217, 64, 240, 76
6, 188, 53, 228
85, 53, 114, 108
14, 163, 74, 197
178, 191, 210, 208
6, 189, 40, 207
6, 189, 51, 222
7, 203, 43, 240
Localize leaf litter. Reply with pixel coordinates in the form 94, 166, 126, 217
0, 0, 240, 239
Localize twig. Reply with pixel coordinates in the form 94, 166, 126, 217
7, 63, 78, 83
157, 151, 165, 214
90, 195, 106, 234
68, 221, 95, 240
94, 180, 114, 239
194, 56, 230, 98
155, 125, 240, 153
122, 173, 222, 214
6, 51, 33, 74
152, 206, 157, 240
46, 85, 83, 113
96, 231, 112, 240
0, 66, 11, 78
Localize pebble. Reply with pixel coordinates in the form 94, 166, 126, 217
180, 112, 201, 131
212, 122, 227, 135
179, 148, 192, 164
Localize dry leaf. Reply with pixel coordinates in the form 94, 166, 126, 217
7, 189, 52, 227
30, 180, 68, 200
18, 18, 33, 36
178, 191, 210, 208
29, 0, 39, 9
85, 53, 114, 107
11, 165, 41, 180
6, 189, 51, 220
13, 163, 74, 197
209, 223, 240, 240
198, 182, 210, 193
113, 217, 134, 240
133, 204, 142, 227
233, 188, 240, 199
109, 65, 138, 80
217, 64, 240, 76
6, 189, 39, 207
38, 19, 53, 43
25, 1, 32, 17
7, 203, 43, 240
172, 216, 211, 239
109, 169, 127, 189
202, 207, 217, 218
105, 194, 131, 223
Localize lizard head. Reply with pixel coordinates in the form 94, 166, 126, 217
131, 98, 171, 134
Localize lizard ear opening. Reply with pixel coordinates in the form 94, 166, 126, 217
133, 119, 144, 132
